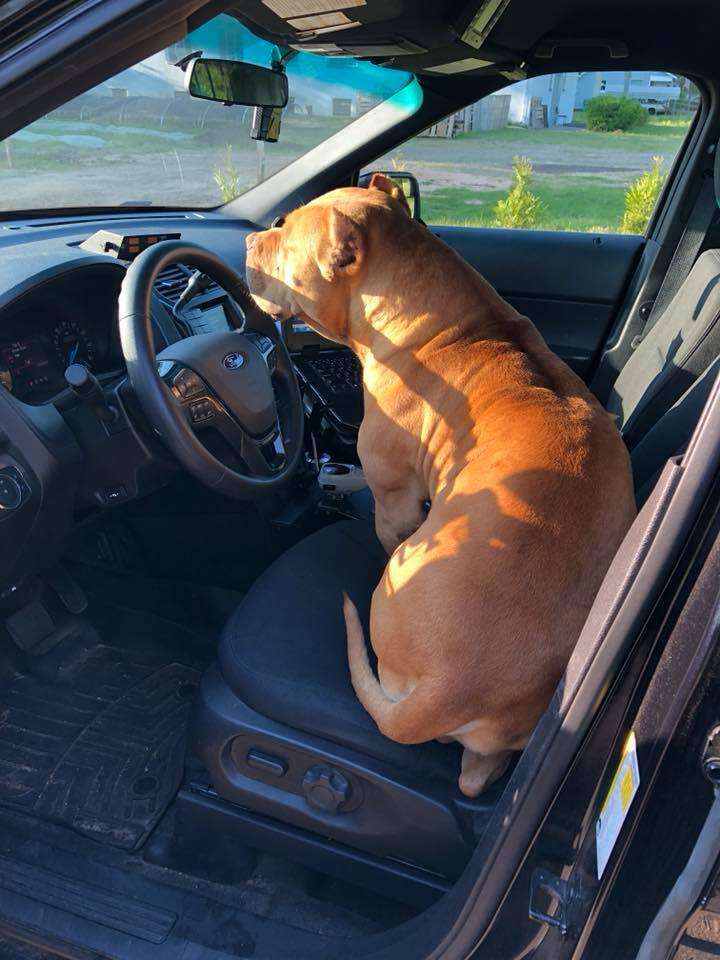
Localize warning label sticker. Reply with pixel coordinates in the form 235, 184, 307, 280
595, 731, 640, 880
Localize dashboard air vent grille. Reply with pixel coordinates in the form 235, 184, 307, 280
153, 264, 193, 305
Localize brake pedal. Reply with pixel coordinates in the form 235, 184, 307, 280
46, 566, 87, 615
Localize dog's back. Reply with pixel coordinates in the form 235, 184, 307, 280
347, 213, 636, 795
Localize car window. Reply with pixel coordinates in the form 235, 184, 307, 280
366, 71, 699, 235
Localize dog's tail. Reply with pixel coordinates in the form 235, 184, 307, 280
343, 592, 437, 744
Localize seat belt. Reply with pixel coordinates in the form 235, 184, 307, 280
633, 162, 718, 347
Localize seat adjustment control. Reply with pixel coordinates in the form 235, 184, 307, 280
246, 749, 287, 778
0, 466, 30, 519
302, 765, 351, 813
0, 474, 22, 512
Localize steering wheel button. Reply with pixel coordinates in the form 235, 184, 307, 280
173, 372, 189, 398
190, 399, 213, 423
184, 373, 204, 398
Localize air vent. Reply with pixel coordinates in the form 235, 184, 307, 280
154, 263, 193, 305
154, 264, 228, 338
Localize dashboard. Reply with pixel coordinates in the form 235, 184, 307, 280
0, 210, 365, 591
0, 212, 252, 409
0, 217, 358, 410
0, 211, 363, 421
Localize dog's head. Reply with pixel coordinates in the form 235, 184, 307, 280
245, 173, 411, 344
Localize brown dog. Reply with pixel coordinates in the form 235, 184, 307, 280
245, 174, 636, 796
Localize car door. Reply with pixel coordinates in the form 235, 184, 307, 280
366, 71, 698, 382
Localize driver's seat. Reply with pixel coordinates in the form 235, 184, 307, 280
190, 519, 504, 901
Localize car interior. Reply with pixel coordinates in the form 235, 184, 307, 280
2, 0, 720, 958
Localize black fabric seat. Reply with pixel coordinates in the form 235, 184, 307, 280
608, 249, 720, 450
619, 251, 720, 502
218, 519, 462, 783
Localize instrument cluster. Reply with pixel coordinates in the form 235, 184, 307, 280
0, 269, 122, 404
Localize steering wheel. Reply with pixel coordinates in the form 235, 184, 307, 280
118, 240, 304, 497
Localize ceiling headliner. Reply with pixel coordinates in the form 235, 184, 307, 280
229, 0, 720, 85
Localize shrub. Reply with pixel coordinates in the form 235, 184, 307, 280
585, 94, 648, 132
494, 155, 542, 229
621, 156, 665, 234
390, 150, 407, 171
213, 145, 241, 203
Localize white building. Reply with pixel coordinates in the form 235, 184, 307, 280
575, 71, 681, 108
504, 73, 579, 127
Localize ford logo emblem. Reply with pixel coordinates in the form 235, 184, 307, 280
223, 352, 245, 370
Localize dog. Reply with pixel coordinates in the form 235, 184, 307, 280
245, 174, 636, 796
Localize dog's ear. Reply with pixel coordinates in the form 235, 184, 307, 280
317, 208, 365, 282
368, 172, 411, 216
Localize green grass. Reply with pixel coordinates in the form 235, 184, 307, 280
424, 179, 628, 233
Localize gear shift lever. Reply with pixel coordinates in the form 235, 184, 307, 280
64, 364, 117, 424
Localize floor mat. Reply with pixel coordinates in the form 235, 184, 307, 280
0, 644, 200, 850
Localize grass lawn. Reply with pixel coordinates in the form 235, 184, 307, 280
424, 178, 627, 232
453, 115, 691, 154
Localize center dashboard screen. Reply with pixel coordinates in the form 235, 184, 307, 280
283, 319, 337, 352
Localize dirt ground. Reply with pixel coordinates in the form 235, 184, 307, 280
372, 129, 682, 192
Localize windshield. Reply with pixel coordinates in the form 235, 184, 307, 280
0, 14, 410, 212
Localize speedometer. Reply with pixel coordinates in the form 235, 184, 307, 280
52, 320, 96, 370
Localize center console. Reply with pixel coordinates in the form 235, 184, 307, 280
282, 319, 363, 457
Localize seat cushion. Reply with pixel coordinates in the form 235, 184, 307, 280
631, 355, 720, 505
219, 519, 462, 782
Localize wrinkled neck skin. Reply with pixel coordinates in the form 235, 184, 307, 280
322, 224, 513, 367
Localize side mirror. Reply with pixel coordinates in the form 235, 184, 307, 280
358, 170, 422, 220
185, 57, 288, 108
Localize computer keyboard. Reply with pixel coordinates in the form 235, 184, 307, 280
306, 352, 362, 394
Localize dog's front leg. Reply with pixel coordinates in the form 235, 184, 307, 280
373, 491, 427, 554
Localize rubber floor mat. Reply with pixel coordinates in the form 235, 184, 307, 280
0, 645, 200, 850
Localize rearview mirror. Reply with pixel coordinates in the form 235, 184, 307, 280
358, 170, 422, 220
185, 58, 288, 108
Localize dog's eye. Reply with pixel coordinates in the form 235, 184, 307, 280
272, 215, 286, 228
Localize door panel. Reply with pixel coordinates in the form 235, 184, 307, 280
433, 226, 644, 380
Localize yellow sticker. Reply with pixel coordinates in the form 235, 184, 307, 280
620, 767, 634, 812
596, 731, 640, 879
